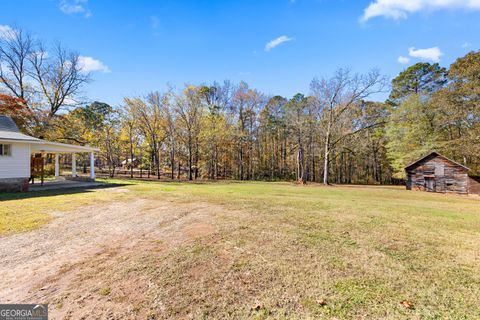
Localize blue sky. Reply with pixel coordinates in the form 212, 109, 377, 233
0, 0, 479, 105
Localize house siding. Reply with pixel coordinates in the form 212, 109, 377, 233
0, 141, 30, 179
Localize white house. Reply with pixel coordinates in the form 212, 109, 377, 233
0, 115, 99, 192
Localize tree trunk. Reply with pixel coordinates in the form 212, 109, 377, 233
239, 145, 244, 180
323, 130, 331, 185
170, 144, 175, 180
157, 147, 161, 179
194, 141, 199, 180
214, 145, 218, 180
129, 136, 134, 179
188, 136, 193, 181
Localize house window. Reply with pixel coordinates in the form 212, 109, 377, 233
0, 144, 11, 156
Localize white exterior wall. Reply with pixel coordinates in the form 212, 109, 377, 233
0, 142, 30, 179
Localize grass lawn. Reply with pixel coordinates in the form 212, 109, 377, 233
1, 181, 480, 319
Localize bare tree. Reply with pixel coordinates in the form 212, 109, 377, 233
29, 42, 90, 117
311, 68, 387, 185
0, 27, 34, 102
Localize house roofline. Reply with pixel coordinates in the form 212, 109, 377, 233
1, 137, 99, 152
0, 137, 42, 143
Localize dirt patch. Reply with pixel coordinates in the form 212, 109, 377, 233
182, 222, 215, 239
0, 197, 225, 319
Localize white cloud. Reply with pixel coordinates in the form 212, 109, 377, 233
78, 56, 110, 73
398, 56, 410, 64
408, 47, 443, 62
361, 0, 480, 21
59, 0, 91, 18
0, 25, 17, 40
265, 35, 294, 51
461, 42, 471, 48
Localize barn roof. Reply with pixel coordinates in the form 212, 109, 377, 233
404, 151, 470, 171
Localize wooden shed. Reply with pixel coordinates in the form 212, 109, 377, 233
405, 152, 473, 194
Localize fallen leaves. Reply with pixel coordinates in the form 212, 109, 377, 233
317, 298, 327, 306
400, 300, 414, 310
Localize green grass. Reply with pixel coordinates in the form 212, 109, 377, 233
2, 180, 480, 318
98, 287, 111, 296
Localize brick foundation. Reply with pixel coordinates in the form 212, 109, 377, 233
0, 178, 29, 192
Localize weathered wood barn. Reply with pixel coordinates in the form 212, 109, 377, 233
405, 152, 479, 195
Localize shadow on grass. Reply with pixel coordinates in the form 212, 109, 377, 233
98, 175, 284, 185
0, 182, 128, 202
97, 176, 238, 185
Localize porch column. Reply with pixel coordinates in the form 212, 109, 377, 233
54, 153, 60, 178
72, 153, 77, 177
90, 152, 95, 179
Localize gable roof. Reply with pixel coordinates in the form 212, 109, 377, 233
0, 116, 42, 142
404, 151, 470, 171
0, 115, 20, 132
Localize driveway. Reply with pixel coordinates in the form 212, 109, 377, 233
0, 188, 218, 314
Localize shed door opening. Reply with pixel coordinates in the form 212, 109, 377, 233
425, 177, 436, 192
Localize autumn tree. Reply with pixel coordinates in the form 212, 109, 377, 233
120, 107, 140, 178
124, 94, 166, 179
231, 82, 264, 180
311, 68, 387, 185
199, 81, 232, 179
175, 86, 204, 180
160, 91, 178, 179
258, 96, 288, 180
0, 94, 30, 129
286, 93, 310, 183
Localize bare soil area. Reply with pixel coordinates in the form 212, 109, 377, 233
0, 188, 223, 319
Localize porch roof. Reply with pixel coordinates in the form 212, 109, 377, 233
30, 141, 99, 153
0, 116, 98, 153
0, 134, 98, 153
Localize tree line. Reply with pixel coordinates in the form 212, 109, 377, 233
1, 27, 479, 184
